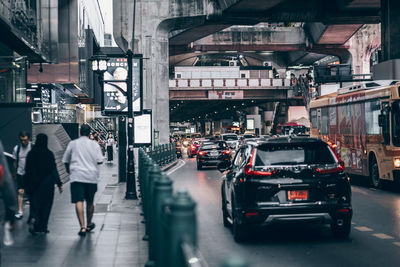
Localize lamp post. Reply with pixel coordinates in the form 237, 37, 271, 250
90, 54, 109, 100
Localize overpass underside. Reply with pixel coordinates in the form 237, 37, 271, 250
169, 98, 303, 122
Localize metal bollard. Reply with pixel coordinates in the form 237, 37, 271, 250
220, 255, 250, 267
151, 173, 173, 267
145, 164, 161, 243
164, 190, 197, 267
142, 156, 154, 241
146, 164, 163, 266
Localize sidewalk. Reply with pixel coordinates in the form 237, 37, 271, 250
3, 158, 147, 267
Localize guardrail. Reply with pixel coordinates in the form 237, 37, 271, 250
169, 78, 291, 88
147, 144, 177, 167
138, 148, 249, 267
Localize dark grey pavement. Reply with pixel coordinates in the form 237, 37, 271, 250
3, 159, 147, 267
168, 154, 400, 267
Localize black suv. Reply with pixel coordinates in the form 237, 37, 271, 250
219, 137, 352, 242
197, 141, 231, 170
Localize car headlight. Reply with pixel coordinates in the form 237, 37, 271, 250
394, 158, 400, 168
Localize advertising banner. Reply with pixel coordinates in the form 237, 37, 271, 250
208, 90, 243, 99
102, 56, 142, 115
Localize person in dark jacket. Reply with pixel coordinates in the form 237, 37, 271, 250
0, 140, 18, 263
24, 134, 63, 234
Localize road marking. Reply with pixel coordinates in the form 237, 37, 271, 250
393, 242, 400, 247
354, 226, 373, 232
372, 233, 394, 240
166, 160, 186, 176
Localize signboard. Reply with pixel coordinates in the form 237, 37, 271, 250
208, 90, 243, 99
134, 110, 152, 147
102, 56, 142, 115
247, 118, 255, 130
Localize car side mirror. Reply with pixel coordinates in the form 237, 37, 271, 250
217, 161, 231, 173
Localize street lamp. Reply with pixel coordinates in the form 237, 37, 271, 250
90, 54, 109, 74
90, 54, 109, 117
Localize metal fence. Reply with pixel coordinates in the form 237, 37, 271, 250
138, 147, 249, 267
147, 144, 177, 167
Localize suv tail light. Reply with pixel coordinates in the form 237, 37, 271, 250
244, 148, 276, 176
316, 164, 344, 174
222, 149, 231, 155
198, 151, 207, 156
191, 145, 196, 150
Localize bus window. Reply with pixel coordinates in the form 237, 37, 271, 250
381, 102, 390, 145
320, 107, 329, 135
365, 100, 380, 135
311, 109, 317, 128
392, 101, 400, 146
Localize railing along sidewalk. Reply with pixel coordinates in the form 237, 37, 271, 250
137, 147, 250, 267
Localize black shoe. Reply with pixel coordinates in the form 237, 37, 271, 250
28, 224, 37, 235
78, 227, 86, 237
86, 223, 96, 233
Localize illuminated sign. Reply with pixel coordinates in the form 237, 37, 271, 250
134, 110, 152, 146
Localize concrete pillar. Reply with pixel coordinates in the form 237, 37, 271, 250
247, 106, 259, 115
381, 0, 400, 61
131, 0, 223, 144
347, 24, 380, 75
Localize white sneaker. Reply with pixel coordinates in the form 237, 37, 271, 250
3, 221, 14, 246
15, 211, 23, 220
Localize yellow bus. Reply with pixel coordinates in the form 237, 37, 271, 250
309, 80, 400, 187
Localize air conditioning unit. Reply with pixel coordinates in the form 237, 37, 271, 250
229, 60, 237, 67
263, 61, 272, 67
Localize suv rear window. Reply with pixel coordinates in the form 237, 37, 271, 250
222, 135, 238, 141
201, 142, 227, 150
255, 143, 336, 166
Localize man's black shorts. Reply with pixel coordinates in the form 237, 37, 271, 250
16, 174, 25, 190
70, 182, 97, 203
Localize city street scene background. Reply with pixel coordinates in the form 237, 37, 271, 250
1, 0, 400, 266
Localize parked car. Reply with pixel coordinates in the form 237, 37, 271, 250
220, 133, 239, 150
219, 136, 352, 242
196, 141, 231, 170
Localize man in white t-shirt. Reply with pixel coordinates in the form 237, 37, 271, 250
12, 131, 32, 219
62, 124, 103, 236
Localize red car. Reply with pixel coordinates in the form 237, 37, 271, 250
187, 140, 201, 158
187, 138, 208, 158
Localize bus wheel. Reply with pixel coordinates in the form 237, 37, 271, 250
370, 158, 381, 188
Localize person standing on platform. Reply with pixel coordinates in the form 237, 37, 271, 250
24, 134, 63, 234
62, 124, 103, 236
12, 131, 31, 220
106, 133, 114, 163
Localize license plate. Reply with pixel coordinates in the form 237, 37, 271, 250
210, 151, 218, 156
287, 190, 308, 201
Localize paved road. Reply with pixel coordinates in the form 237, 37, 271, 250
169, 154, 400, 267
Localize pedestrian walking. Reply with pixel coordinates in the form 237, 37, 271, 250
62, 124, 103, 236
0, 140, 18, 262
24, 134, 63, 234
106, 133, 114, 163
12, 131, 31, 220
